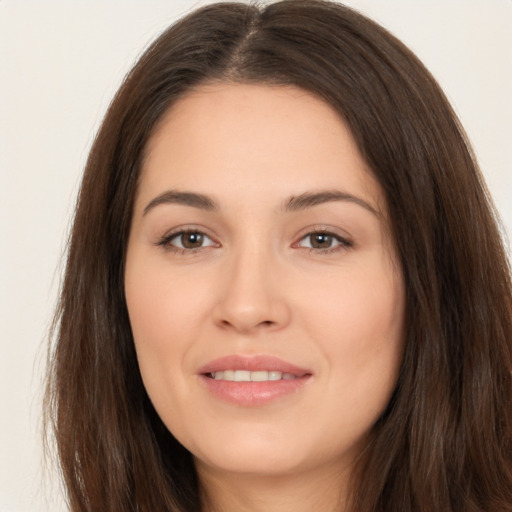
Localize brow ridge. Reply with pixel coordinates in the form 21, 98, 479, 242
143, 188, 378, 217
143, 190, 218, 215
283, 190, 378, 216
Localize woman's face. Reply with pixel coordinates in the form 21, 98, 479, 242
125, 84, 405, 480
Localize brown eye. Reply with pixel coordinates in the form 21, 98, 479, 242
309, 233, 334, 249
180, 232, 204, 249
295, 231, 352, 253
161, 231, 216, 251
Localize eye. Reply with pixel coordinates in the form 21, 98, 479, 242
295, 230, 352, 253
157, 230, 217, 252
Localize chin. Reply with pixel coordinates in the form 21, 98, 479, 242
188, 427, 352, 480
186, 427, 307, 475
196, 448, 306, 477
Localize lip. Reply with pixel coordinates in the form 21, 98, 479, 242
197, 354, 311, 376
197, 355, 312, 407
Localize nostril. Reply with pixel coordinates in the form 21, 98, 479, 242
218, 318, 275, 332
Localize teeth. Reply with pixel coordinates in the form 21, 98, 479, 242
223, 370, 235, 380
250, 371, 268, 382
235, 370, 251, 381
211, 370, 298, 381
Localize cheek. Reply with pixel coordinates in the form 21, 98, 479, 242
302, 263, 405, 456
124, 256, 212, 411
126, 256, 211, 345
303, 258, 404, 394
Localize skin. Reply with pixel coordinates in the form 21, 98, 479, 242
125, 83, 405, 512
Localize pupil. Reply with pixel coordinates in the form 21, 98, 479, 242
183, 233, 203, 248
312, 233, 332, 248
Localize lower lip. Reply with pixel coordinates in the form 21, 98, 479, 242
199, 375, 311, 406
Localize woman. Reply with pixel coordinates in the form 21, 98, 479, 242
45, 1, 512, 510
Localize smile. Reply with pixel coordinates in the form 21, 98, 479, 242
209, 370, 299, 381
198, 355, 312, 406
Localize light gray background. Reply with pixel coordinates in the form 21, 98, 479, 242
1, 1, 511, 511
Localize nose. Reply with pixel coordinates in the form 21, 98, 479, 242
212, 245, 291, 334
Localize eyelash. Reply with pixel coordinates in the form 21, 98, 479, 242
293, 228, 353, 254
155, 228, 218, 255
156, 228, 353, 255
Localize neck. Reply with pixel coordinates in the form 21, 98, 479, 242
196, 461, 352, 512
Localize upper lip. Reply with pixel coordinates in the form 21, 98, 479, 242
197, 355, 311, 377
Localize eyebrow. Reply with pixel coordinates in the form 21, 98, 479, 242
143, 190, 219, 215
143, 188, 378, 217
282, 190, 379, 216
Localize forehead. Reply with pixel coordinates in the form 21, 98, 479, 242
139, 83, 384, 214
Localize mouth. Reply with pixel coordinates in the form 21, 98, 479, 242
206, 370, 303, 381
198, 355, 312, 406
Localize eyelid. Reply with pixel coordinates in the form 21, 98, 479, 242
155, 225, 220, 253
153, 224, 353, 255
292, 226, 353, 252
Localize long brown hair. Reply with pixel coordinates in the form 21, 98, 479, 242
45, 1, 512, 510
